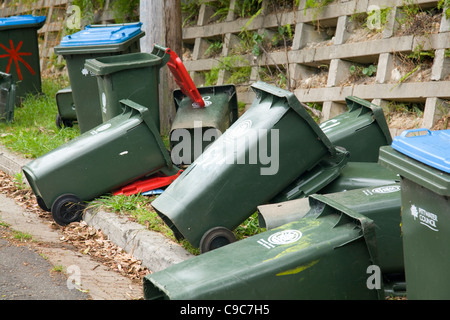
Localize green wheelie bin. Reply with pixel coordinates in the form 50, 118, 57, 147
55, 86, 76, 128
319, 96, 392, 162
0, 15, 46, 104
0, 71, 16, 122
144, 183, 403, 300
144, 190, 394, 300
379, 128, 450, 299
22, 99, 177, 226
84, 47, 170, 127
54, 23, 145, 134
151, 81, 341, 253
169, 84, 239, 166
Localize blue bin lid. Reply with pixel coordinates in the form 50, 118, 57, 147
392, 128, 450, 173
0, 15, 46, 27
59, 23, 143, 47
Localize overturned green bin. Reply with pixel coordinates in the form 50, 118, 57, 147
379, 129, 450, 299
22, 99, 176, 226
84, 47, 170, 126
271, 162, 399, 203
144, 183, 404, 300
169, 84, 239, 166
151, 81, 341, 253
54, 23, 145, 133
319, 96, 392, 162
144, 190, 396, 300
0, 71, 16, 122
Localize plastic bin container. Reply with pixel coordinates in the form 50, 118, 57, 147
55, 86, 76, 128
320, 96, 392, 162
144, 192, 388, 300
170, 84, 239, 165
84, 48, 170, 126
151, 81, 341, 252
0, 15, 46, 103
0, 71, 15, 122
54, 23, 145, 133
379, 128, 450, 299
22, 99, 176, 226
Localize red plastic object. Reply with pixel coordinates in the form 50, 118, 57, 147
114, 170, 183, 196
164, 47, 205, 108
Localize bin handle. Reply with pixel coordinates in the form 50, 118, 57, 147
400, 128, 432, 138
152, 44, 205, 108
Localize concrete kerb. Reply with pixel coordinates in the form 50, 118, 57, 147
0, 144, 194, 273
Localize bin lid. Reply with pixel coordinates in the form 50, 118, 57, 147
392, 129, 450, 174
0, 15, 46, 30
59, 23, 143, 47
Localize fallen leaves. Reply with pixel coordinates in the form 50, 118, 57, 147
0, 170, 150, 282
61, 221, 150, 281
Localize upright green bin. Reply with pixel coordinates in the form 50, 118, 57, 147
379, 128, 450, 299
0, 15, 46, 103
170, 84, 239, 165
84, 49, 170, 127
0, 71, 16, 122
151, 81, 341, 252
55, 86, 76, 128
144, 193, 387, 300
54, 23, 145, 133
22, 99, 176, 226
320, 96, 392, 162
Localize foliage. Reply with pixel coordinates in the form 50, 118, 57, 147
303, 0, 334, 21
111, 0, 139, 23
0, 77, 79, 159
438, 0, 450, 19
204, 56, 251, 86
204, 40, 223, 58
349, 64, 377, 78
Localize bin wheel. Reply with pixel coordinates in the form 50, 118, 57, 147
51, 194, 85, 226
55, 113, 73, 128
199, 227, 236, 254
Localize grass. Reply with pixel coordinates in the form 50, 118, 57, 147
89, 193, 266, 255
0, 76, 80, 159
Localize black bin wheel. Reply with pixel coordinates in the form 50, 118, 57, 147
51, 194, 85, 226
199, 227, 236, 254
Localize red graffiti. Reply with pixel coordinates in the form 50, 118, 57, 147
0, 39, 35, 81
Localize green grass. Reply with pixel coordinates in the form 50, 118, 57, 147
0, 77, 80, 159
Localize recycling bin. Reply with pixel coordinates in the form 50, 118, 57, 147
55, 86, 76, 128
22, 99, 177, 226
54, 23, 145, 133
84, 49, 170, 127
320, 96, 392, 162
151, 81, 341, 253
0, 71, 15, 122
379, 128, 450, 299
0, 15, 46, 103
170, 84, 239, 165
144, 193, 388, 300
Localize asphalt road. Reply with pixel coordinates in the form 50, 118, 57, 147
0, 228, 90, 300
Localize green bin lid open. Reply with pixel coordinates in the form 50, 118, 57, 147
392, 129, 450, 174
59, 22, 143, 47
0, 15, 46, 30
